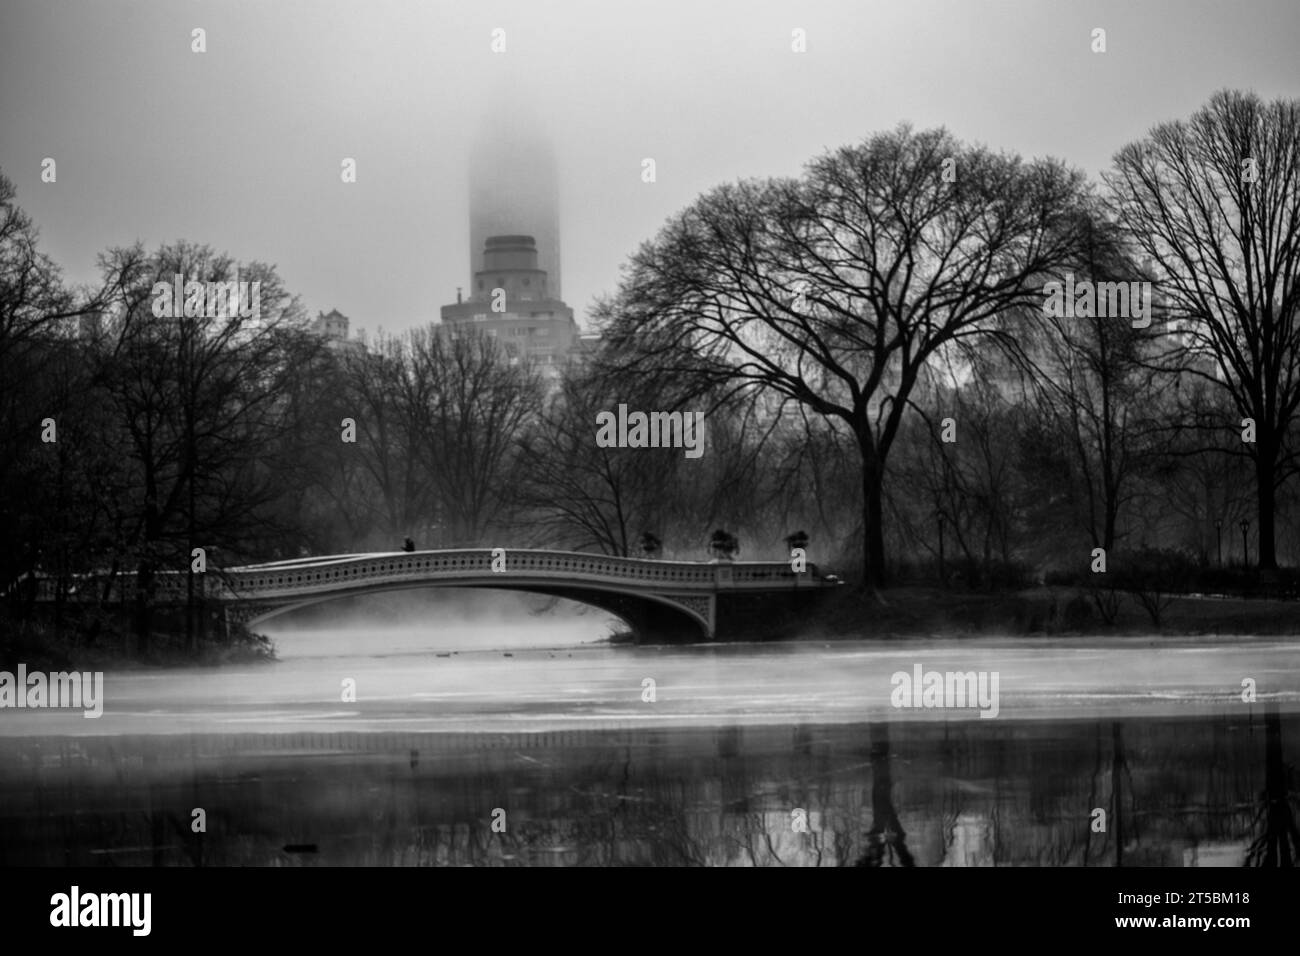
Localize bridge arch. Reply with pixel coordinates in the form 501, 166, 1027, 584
237, 579, 713, 642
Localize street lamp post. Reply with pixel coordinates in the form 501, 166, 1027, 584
1240, 519, 1251, 569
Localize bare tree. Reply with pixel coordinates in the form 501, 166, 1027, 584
596, 125, 1090, 589
893, 365, 1024, 583
408, 327, 543, 546
1019, 216, 1163, 554
512, 374, 679, 556
319, 326, 541, 551
94, 241, 311, 648
1106, 90, 1300, 570
0, 171, 88, 599
335, 333, 436, 546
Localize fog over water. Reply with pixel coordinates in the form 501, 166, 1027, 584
5, 592, 1298, 866
1, 589, 1297, 737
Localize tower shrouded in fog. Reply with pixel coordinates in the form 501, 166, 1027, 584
468, 120, 561, 300
440, 114, 593, 386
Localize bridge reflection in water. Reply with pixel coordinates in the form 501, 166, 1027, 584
32, 549, 842, 643
1, 710, 1295, 866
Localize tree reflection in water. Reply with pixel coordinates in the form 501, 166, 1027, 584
854, 723, 913, 867
1, 715, 1296, 866
1247, 704, 1300, 867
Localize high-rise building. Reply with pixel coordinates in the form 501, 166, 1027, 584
440, 234, 578, 382
468, 123, 561, 301
440, 117, 593, 385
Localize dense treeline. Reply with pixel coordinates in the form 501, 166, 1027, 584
594, 90, 1300, 588
2, 89, 1298, 653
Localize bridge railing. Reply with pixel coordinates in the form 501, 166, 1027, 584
28, 550, 837, 604
218, 549, 727, 599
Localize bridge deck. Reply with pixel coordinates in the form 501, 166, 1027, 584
30, 549, 837, 601
26, 549, 840, 641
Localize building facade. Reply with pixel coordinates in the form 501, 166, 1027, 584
311, 308, 363, 353
439, 234, 581, 382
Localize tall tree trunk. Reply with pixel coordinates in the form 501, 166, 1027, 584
134, 563, 153, 657
859, 442, 887, 590
1256, 449, 1277, 570
1103, 502, 1117, 555
136, 488, 160, 657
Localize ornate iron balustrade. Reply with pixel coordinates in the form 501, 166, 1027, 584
27, 549, 839, 640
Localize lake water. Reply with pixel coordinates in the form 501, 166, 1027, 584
2, 623, 1298, 866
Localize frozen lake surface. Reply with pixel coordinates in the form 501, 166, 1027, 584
2, 626, 1296, 866
0, 628, 1296, 735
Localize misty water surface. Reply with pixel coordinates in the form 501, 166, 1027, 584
2, 596, 1298, 866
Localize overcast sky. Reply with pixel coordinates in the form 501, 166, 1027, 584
2, 0, 1297, 336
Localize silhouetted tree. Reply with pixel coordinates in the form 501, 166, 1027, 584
597, 125, 1091, 589
93, 240, 312, 648
1247, 705, 1300, 866
512, 374, 681, 556
1107, 90, 1300, 570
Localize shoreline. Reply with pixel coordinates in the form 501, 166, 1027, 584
5, 583, 1297, 672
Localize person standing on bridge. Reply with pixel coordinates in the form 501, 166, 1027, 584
402, 537, 415, 552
